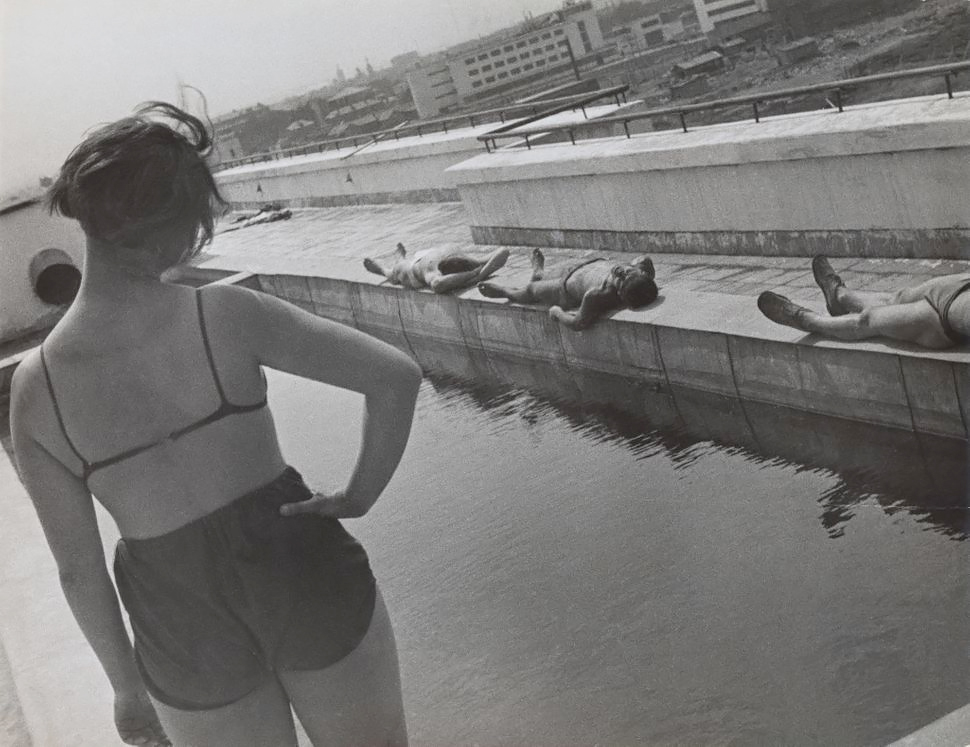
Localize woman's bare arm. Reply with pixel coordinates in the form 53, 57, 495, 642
9, 362, 168, 745
224, 285, 423, 517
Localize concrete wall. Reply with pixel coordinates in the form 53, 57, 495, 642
451, 93, 970, 259
257, 272, 970, 441
215, 131, 475, 209
214, 103, 641, 210
0, 202, 85, 342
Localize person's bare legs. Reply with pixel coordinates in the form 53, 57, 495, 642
427, 248, 509, 293
758, 291, 953, 348
812, 255, 936, 314
151, 678, 299, 747
280, 590, 407, 747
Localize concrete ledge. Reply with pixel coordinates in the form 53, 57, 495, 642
451, 94, 970, 259
215, 103, 632, 209
258, 271, 970, 440
890, 703, 970, 746
469, 225, 970, 259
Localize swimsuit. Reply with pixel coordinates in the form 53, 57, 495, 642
560, 257, 607, 305
115, 467, 375, 711
923, 273, 970, 344
40, 288, 376, 710
40, 289, 268, 488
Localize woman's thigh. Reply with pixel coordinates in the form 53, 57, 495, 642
151, 678, 298, 747
279, 589, 408, 747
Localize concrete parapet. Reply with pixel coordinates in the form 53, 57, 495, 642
451, 93, 970, 259
258, 272, 970, 441
214, 103, 633, 210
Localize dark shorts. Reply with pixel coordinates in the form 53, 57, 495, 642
924, 274, 970, 344
114, 467, 376, 711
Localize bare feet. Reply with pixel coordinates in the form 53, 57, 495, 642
757, 291, 812, 332
478, 281, 507, 298
530, 248, 545, 281
812, 255, 846, 316
363, 257, 385, 276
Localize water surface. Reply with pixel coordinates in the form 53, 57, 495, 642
269, 364, 969, 747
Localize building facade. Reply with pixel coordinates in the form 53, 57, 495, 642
691, 0, 769, 37
408, 1, 604, 119
606, 9, 690, 56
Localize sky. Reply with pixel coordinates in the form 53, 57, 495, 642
0, 0, 567, 196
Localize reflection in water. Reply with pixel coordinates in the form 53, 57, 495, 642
414, 343, 968, 541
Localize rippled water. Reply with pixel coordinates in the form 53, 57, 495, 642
268, 361, 969, 747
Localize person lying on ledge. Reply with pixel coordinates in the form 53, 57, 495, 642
757, 255, 970, 349
363, 243, 509, 294
478, 249, 659, 331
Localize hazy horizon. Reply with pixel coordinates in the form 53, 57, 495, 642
0, 0, 570, 197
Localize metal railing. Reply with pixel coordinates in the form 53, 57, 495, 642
476, 61, 970, 151
212, 85, 629, 172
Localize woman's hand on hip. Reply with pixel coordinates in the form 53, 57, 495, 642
280, 489, 366, 519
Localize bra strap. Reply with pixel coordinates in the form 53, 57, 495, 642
38, 346, 90, 469
196, 289, 229, 404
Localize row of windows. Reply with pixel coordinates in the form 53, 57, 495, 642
466, 43, 564, 78
462, 28, 565, 65
468, 55, 561, 88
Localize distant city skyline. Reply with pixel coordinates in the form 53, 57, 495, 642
0, 0, 572, 196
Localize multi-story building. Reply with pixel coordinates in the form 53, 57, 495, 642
408, 0, 605, 119
691, 0, 769, 38
606, 9, 691, 55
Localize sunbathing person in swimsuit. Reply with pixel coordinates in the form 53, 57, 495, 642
363, 243, 510, 294
757, 255, 970, 349
478, 249, 659, 330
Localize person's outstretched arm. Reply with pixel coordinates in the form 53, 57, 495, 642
229, 285, 423, 517
9, 360, 170, 746
548, 289, 615, 331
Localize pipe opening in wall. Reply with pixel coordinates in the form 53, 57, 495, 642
29, 248, 81, 306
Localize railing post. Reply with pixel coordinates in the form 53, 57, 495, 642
470, 115, 476, 127
417, 125, 422, 137
484, 138, 491, 153
569, 128, 575, 145
679, 112, 688, 133
623, 120, 630, 138
581, 104, 587, 119
524, 134, 531, 150
945, 72, 954, 99
753, 101, 760, 123
500, 112, 506, 123
443, 121, 449, 134
835, 88, 844, 112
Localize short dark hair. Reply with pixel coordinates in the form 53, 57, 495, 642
47, 101, 227, 267
618, 274, 658, 310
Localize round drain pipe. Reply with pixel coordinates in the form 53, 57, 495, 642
29, 248, 82, 306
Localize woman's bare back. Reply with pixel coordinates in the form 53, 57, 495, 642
29, 283, 287, 538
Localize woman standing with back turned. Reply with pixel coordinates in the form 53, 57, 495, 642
9, 102, 421, 746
